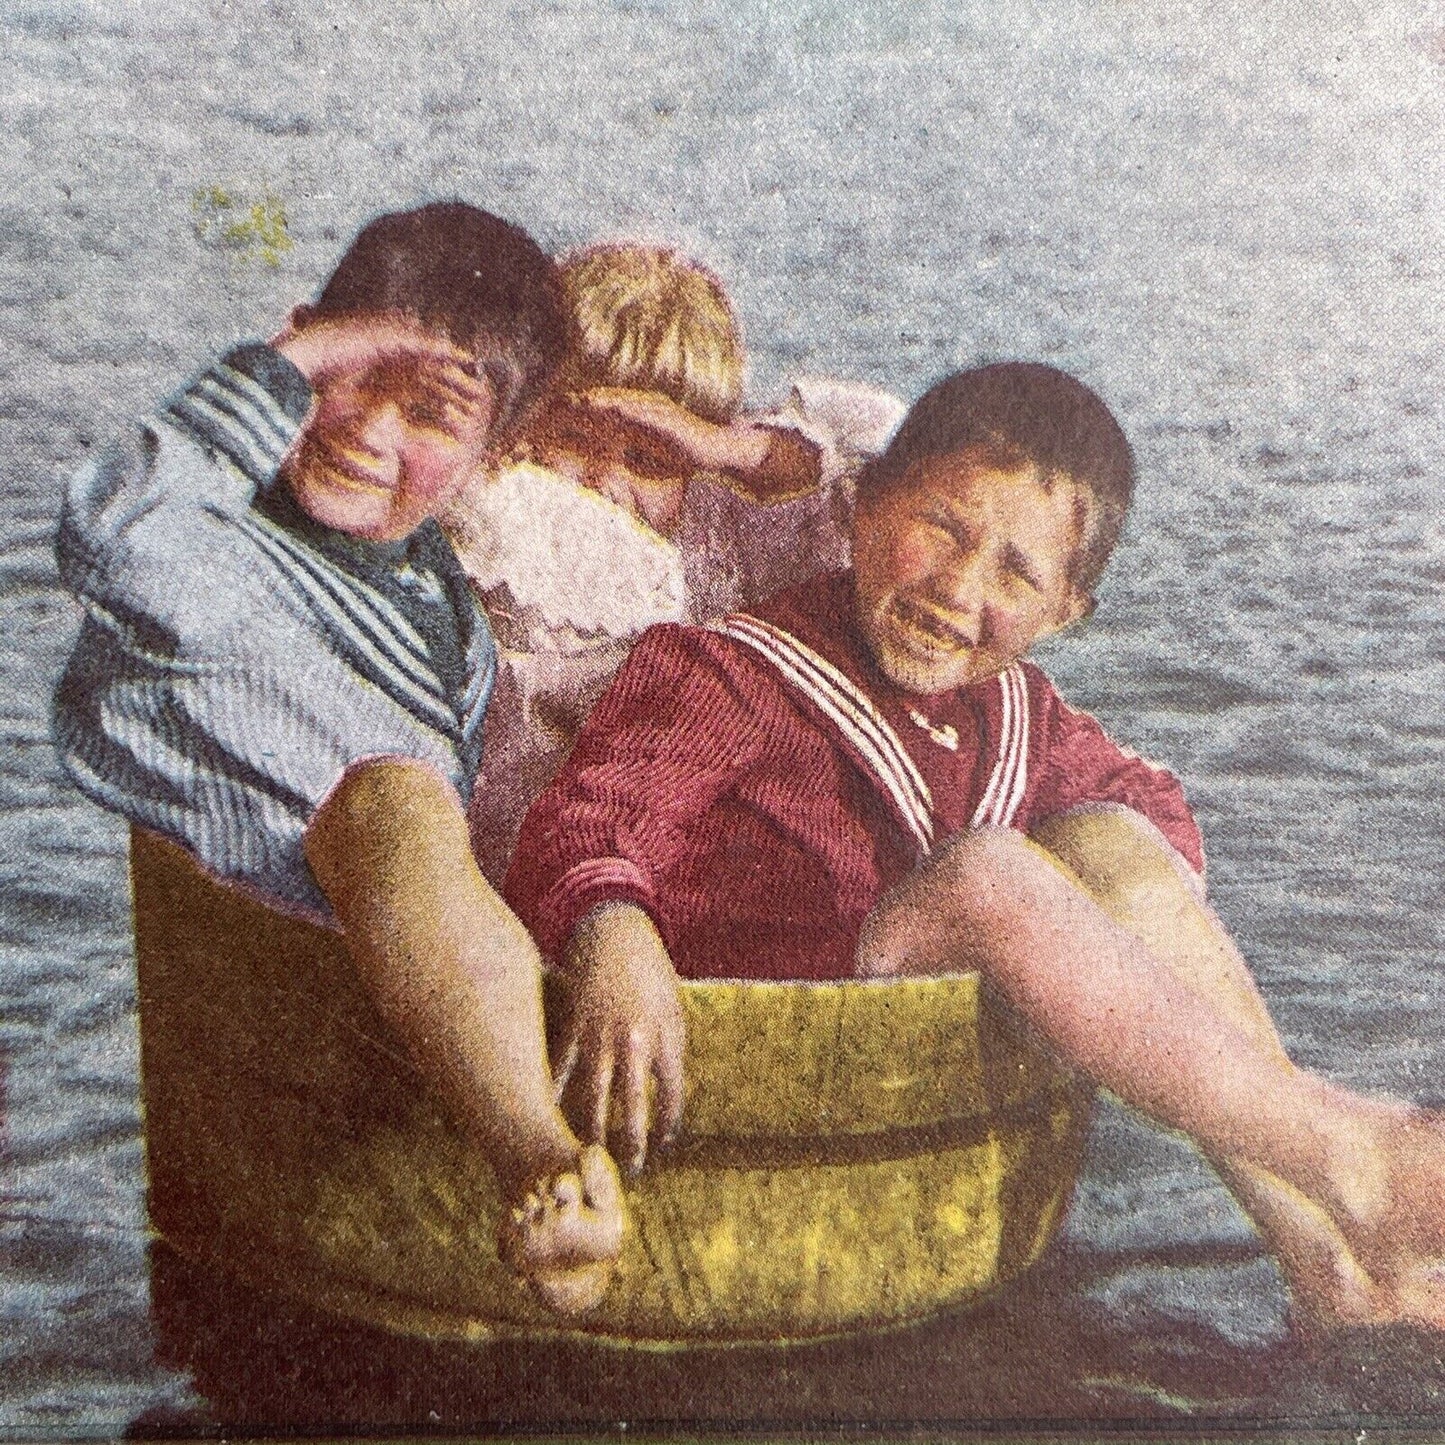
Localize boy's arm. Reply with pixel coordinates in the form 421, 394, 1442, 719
505, 624, 774, 957
59, 319, 465, 574
505, 624, 774, 1164
572, 388, 822, 504
56, 350, 309, 623
54, 609, 467, 919
580, 375, 906, 506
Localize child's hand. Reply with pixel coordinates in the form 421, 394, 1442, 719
499, 1143, 629, 1315
553, 902, 685, 1174
573, 389, 822, 504
272, 314, 485, 395
574, 387, 771, 478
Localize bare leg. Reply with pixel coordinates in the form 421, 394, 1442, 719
1030, 807, 1374, 1333
305, 758, 630, 1313
857, 824, 1445, 1329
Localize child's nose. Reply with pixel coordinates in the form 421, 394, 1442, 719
934, 549, 989, 617
356, 402, 405, 453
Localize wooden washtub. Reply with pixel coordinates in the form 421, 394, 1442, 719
129, 826, 1091, 1348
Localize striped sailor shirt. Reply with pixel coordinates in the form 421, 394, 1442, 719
54, 344, 496, 923
506, 571, 1202, 981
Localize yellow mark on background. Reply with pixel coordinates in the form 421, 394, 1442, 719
192, 185, 294, 267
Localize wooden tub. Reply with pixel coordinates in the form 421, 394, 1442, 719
128, 826, 1091, 1348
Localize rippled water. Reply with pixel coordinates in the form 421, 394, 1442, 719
5, 0, 1445, 1432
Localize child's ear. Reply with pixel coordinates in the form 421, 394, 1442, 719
269, 304, 317, 350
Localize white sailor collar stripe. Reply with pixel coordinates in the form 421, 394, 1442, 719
715, 614, 935, 856
969, 663, 1031, 830
240, 511, 435, 666
237, 517, 459, 737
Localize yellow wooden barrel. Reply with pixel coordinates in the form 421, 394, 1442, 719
128, 826, 1091, 1348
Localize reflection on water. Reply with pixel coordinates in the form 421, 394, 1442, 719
5, 0, 1445, 1432
118, 1227, 1445, 1431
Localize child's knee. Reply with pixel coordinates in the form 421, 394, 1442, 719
1032, 806, 1202, 919
939, 824, 1044, 894
856, 827, 1022, 977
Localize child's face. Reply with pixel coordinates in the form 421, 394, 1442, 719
532, 401, 691, 537
852, 450, 1090, 695
288, 346, 496, 542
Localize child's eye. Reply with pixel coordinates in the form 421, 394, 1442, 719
924, 514, 971, 548
624, 444, 680, 482
1003, 548, 1045, 593
405, 396, 465, 433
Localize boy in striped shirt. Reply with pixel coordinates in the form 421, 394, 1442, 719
55, 202, 628, 1314
509, 362, 1445, 1333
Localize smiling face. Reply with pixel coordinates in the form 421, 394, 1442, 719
285, 347, 497, 542
852, 448, 1091, 696
530, 398, 692, 537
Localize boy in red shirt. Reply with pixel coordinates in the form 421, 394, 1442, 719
508, 361, 1445, 1332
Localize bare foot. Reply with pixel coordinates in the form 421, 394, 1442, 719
1227, 1170, 1378, 1342
498, 1144, 629, 1315
1321, 1103, 1445, 1331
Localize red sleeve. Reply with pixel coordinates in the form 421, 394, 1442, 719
503, 624, 774, 960
1026, 668, 1205, 876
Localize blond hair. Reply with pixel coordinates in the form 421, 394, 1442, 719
557, 243, 744, 424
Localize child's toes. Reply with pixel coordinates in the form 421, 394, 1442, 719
530, 1260, 615, 1316
499, 1150, 631, 1314
509, 1189, 544, 1229
579, 1144, 623, 1210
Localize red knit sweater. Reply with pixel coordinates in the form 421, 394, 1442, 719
505, 572, 1202, 981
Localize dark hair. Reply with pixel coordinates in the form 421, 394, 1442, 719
859, 362, 1135, 593
310, 202, 567, 443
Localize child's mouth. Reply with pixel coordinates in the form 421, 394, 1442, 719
891, 596, 973, 656
316, 449, 395, 499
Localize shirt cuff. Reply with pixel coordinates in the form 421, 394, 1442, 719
221, 342, 314, 425
536, 856, 659, 961
753, 409, 842, 493
163, 343, 311, 491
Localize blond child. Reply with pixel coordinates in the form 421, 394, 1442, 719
443, 242, 904, 881
507, 362, 1445, 1333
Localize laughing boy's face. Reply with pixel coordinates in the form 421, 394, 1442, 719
851, 447, 1090, 696
286, 334, 496, 542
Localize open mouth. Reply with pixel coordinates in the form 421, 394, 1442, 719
314, 449, 395, 500
890, 596, 974, 656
